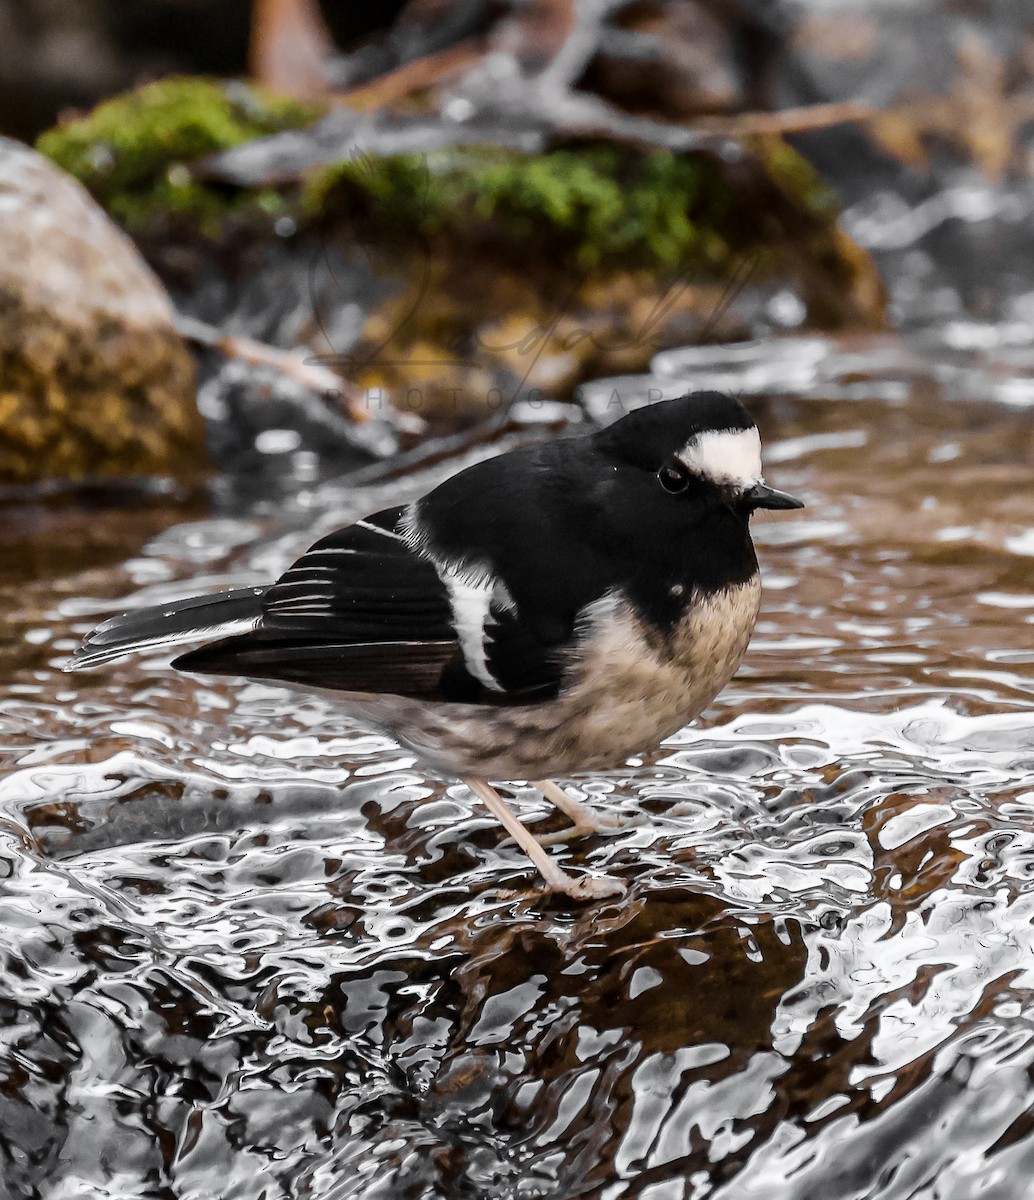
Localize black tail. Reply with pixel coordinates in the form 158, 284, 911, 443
65, 587, 269, 671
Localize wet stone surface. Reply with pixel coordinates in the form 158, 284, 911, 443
4, 303, 1034, 1197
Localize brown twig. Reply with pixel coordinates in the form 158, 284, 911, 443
174, 313, 369, 423
691, 101, 877, 137
249, 0, 337, 100
332, 39, 487, 110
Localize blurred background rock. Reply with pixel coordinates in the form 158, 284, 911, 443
2, 0, 1033, 486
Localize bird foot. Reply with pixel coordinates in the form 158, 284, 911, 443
494, 871, 627, 902
463, 777, 626, 903
531, 810, 634, 846
531, 780, 640, 843
550, 871, 627, 901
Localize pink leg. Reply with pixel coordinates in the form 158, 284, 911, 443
532, 779, 626, 843
464, 776, 625, 900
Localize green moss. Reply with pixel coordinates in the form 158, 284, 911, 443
36, 77, 320, 234
756, 137, 840, 222
304, 144, 753, 273
36, 80, 847, 284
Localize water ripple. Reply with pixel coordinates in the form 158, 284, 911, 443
5, 336, 1034, 1197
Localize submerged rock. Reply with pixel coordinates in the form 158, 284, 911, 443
0, 138, 205, 484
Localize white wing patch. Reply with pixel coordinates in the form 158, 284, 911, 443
401, 501, 513, 692
679, 427, 762, 488
442, 574, 505, 691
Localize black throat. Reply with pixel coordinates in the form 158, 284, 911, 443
615, 502, 759, 637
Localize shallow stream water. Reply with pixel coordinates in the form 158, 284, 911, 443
5, 224, 1034, 1195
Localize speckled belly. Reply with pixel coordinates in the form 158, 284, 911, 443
334, 577, 763, 781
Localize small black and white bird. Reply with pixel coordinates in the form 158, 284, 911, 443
68, 392, 802, 900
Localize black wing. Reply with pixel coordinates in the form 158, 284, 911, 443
262, 506, 454, 643
173, 506, 570, 703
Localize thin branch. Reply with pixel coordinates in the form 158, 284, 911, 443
174, 313, 368, 422
691, 101, 877, 137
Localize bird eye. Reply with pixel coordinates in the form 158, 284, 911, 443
657, 461, 690, 494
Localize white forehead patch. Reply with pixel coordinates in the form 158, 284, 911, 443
678, 427, 762, 487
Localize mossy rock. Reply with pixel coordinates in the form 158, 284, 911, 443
33, 78, 887, 430
34, 78, 880, 321
311, 141, 886, 420
36, 77, 320, 236
304, 145, 743, 273
0, 138, 206, 484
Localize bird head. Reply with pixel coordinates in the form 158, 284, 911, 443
593, 391, 804, 518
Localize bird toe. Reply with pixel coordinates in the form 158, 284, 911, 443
557, 873, 627, 901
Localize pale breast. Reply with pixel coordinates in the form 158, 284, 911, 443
344, 575, 763, 781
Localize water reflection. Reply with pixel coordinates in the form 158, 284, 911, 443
4, 327, 1034, 1195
